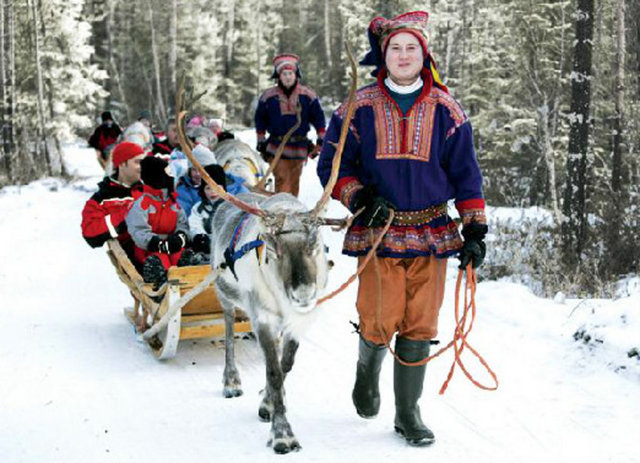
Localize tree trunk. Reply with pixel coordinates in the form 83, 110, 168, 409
107, 1, 130, 122
0, 0, 8, 180
538, 103, 561, 223
28, 0, 51, 176
224, 3, 235, 77
323, 0, 332, 70
611, 0, 625, 193
562, 0, 594, 267
6, 0, 13, 176
147, 0, 166, 124
255, 0, 263, 97
38, 0, 67, 177
167, 0, 177, 113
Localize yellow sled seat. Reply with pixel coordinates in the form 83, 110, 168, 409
167, 265, 251, 340
106, 239, 251, 359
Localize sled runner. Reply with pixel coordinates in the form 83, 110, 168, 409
106, 239, 252, 359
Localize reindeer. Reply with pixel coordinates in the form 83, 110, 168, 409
213, 139, 269, 188
213, 101, 301, 192
211, 192, 328, 453
175, 46, 358, 454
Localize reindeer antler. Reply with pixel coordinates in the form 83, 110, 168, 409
255, 103, 302, 191
312, 43, 358, 218
176, 77, 267, 218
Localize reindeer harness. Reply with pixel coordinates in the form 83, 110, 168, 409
223, 213, 265, 281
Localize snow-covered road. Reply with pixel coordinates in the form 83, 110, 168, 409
0, 140, 638, 463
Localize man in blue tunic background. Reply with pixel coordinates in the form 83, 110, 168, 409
255, 53, 326, 196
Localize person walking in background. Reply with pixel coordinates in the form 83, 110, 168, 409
254, 53, 326, 196
88, 111, 122, 169
317, 11, 488, 447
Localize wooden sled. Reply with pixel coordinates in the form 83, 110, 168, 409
106, 239, 251, 360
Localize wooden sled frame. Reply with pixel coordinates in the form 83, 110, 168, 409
106, 239, 251, 359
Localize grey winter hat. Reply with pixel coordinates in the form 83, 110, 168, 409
188, 144, 217, 169
186, 126, 216, 149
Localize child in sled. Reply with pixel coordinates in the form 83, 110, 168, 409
126, 155, 194, 287
188, 164, 227, 264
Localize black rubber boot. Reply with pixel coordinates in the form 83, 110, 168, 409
393, 336, 435, 446
352, 336, 387, 418
142, 255, 167, 289
177, 248, 196, 267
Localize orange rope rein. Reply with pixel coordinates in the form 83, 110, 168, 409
438, 267, 498, 394
369, 228, 498, 393
315, 205, 499, 393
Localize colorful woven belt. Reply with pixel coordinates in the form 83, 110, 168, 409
392, 203, 448, 226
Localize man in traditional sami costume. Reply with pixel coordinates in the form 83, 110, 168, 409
317, 11, 488, 446
255, 53, 326, 196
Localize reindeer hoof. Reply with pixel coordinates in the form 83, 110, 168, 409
223, 386, 243, 398
258, 406, 272, 422
268, 437, 301, 454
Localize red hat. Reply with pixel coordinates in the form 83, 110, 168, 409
112, 141, 145, 167
271, 53, 302, 79
360, 11, 447, 92
370, 11, 430, 57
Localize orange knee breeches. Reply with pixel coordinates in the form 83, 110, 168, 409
273, 158, 305, 197
356, 254, 447, 345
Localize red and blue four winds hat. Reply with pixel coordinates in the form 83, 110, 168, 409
270, 53, 302, 79
360, 10, 448, 92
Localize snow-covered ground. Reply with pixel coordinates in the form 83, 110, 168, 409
0, 136, 638, 463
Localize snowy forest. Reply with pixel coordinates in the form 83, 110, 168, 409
0, 0, 639, 295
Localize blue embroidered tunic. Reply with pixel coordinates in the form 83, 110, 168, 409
255, 83, 326, 160
317, 71, 486, 258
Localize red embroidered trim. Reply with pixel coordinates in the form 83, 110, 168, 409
332, 176, 361, 204
455, 198, 485, 211
344, 220, 462, 256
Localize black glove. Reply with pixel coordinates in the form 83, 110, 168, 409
192, 233, 211, 253
350, 186, 395, 228
307, 139, 321, 159
256, 140, 268, 154
166, 232, 187, 254
458, 223, 488, 269
147, 235, 163, 253
147, 233, 185, 254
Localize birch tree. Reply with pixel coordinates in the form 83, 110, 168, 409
27, 0, 51, 175
147, 0, 166, 123
0, 0, 11, 181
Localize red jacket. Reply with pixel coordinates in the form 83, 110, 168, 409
88, 123, 122, 153
81, 177, 140, 248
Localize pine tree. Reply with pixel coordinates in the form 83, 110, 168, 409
562, 0, 595, 268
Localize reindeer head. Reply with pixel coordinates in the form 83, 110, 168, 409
258, 205, 328, 313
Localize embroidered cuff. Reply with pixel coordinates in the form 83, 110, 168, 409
332, 176, 363, 210
455, 198, 487, 226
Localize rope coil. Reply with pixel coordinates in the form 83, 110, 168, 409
364, 220, 498, 394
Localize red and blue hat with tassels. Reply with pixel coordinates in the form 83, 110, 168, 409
270, 53, 302, 79
360, 11, 448, 92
